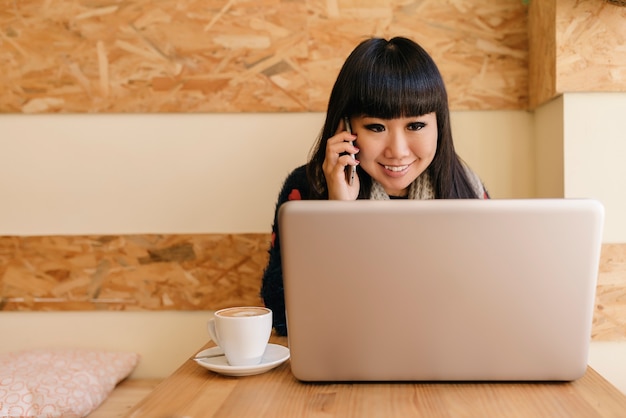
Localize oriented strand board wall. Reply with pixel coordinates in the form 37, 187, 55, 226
0, 234, 624, 342
556, 0, 626, 95
527, 0, 556, 109
528, 0, 626, 108
0, 0, 528, 113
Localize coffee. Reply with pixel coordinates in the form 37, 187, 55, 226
217, 307, 269, 318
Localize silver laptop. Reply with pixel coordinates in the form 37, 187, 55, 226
278, 199, 604, 382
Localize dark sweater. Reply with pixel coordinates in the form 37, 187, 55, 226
260, 165, 310, 336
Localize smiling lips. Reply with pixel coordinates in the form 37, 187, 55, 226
383, 164, 409, 172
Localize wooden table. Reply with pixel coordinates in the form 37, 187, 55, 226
126, 336, 626, 417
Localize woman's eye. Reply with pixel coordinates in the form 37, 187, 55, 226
365, 124, 385, 133
408, 122, 426, 131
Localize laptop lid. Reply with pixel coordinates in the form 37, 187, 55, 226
278, 199, 604, 382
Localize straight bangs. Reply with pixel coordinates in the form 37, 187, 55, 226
346, 42, 447, 119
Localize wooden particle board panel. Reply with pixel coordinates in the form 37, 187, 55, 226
0, 0, 529, 113
594, 243, 626, 341
528, 0, 557, 109
0, 234, 624, 342
556, 0, 626, 95
0, 234, 270, 311
528, 0, 626, 108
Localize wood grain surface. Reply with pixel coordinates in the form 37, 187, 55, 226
125, 336, 626, 418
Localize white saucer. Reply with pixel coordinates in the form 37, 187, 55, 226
194, 343, 290, 377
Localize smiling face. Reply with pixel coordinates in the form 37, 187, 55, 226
351, 113, 438, 197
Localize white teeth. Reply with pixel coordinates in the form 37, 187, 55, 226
384, 165, 408, 172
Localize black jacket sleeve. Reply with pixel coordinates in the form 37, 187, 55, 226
260, 165, 310, 336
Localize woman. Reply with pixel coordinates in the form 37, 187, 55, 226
261, 37, 489, 336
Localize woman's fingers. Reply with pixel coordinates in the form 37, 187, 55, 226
323, 134, 357, 172
325, 133, 358, 160
323, 131, 360, 200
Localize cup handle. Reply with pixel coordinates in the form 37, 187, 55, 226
207, 318, 220, 347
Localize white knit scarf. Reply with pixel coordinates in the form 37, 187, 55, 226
369, 171, 435, 200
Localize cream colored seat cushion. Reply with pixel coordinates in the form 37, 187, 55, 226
0, 348, 139, 418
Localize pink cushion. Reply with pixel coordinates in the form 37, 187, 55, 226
0, 348, 139, 418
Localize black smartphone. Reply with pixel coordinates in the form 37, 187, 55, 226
343, 117, 356, 185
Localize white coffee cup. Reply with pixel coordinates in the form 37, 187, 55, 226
207, 306, 272, 366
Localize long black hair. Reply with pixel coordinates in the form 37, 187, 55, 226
307, 36, 480, 199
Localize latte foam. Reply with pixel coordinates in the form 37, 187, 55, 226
218, 307, 269, 318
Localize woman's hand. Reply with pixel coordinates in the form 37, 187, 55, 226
322, 119, 360, 200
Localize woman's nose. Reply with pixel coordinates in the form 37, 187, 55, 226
384, 131, 410, 158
